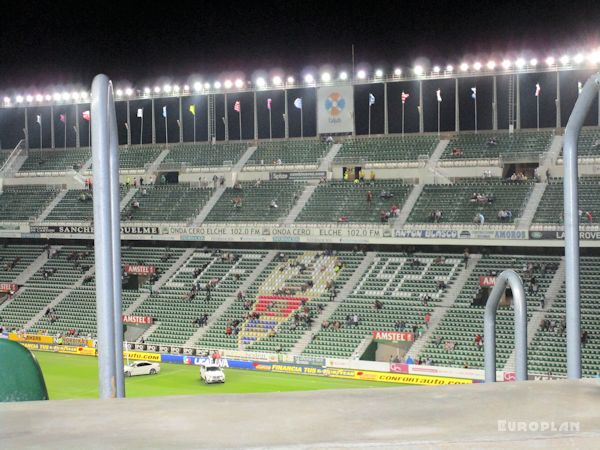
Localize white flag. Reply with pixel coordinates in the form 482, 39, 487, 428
137, 108, 143, 118
436, 89, 442, 102
36, 114, 42, 125
294, 98, 303, 109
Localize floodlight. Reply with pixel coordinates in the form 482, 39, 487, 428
414, 65, 424, 75
339, 71, 348, 80
460, 62, 469, 71
224, 80, 233, 89
321, 72, 331, 82
357, 70, 366, 79
234, 79, 244, 88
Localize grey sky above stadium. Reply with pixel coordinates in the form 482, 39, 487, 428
0, 0, 599, 88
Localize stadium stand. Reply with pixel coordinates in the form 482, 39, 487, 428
301, 253, 462, 358
418, 254, 560, 369
0, 244, 44, 283
407, 179, 534, 224
559, 127, 600, 158
533, 177, 600, 224
334, 135, 438, 163
0, 185, 59, 221
528, 257, 600, 377
295, 180, 411, 223
161, 142, 248, 168
204, 180, 304, 222
121, 184, 213, 223
18, 148, 91, 174
440, 131, 553, 160
45, 187, 126, 222
245, 139, 329, 169
117, 145, 163, 171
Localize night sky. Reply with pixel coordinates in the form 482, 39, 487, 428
0, 0, 599, 148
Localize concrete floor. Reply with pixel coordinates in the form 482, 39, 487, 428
1, 380, 599, 449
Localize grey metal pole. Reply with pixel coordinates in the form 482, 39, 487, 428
484, 270, 527, 382
492, 76, 498, 131
284, 89, 289, 139
75, 104, 80, 148
455, 78, 460, 132
151, 98, 156, 144
384, 82, 389, 135
563, 73, 600, 379
556, 71, 562, 129
419, 80, 424, 133
224, 93, 229, 141
253, 91, 258, 140
300, 100, 304, 139
516, 75, 521, 130
91, 73, 125, 399
368, 102, 371, 136
239, 109, 242, 141
24, 107, 29, 149
126, 100, 131, 146
179, 96, 183, 143
50, 105, 55, 149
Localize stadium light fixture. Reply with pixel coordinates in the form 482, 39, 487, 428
432, 65, 441, 73
183, 84, 190, 92
163, 84, 172, 93
304, 73, 315, 83
125, 88, 133, 96
473, 62, 482, 71
560, 55, 570, 65
224, 80, 233, 89
321, 72, 331, 82
15, 95, 24, 103
173, 85, 180, 93
214, 81, 222, 89
62, 92, 71, 100
573, 53, 584, 64
287, 76, 295, 84
357, 69, 366, 79
203, 82, 211, 90
234, 79, 244, 89
52, 93, 61, 101
529, 58, 538, 67
545, 56, 555, 66
515, 58, 525, 69
487, 60, 496, 70
272, 75, 283, 85
460, 62, 469, 72
446, 64, 454, 73
339, 71, 348, 80
25, 94, 33, 103
153, 86, 161, 94
144, 87, 151, 94
394, 68, 402, 76
501, 59, 511, 69
375, 68, 383, 77
71, 91, 79, 100
255, 77, 266, 87
3, 96, 10, 104
45, 94, 52, 101
192, 82, 202, 92
115, 88, 123, 97
589, 51, 600, 64
35, 94, 44, 102
414, 65, 424, 75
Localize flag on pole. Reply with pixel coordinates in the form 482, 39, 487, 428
471, 87, 477, 100
136, 108, 143, 118
436, 89, 442, 102
234, 100, 241, 112
535, 83, 541, 97
189, 104, 196, 115
401, 92, 409, 104
36, 114, 42, 124
59, 114, 66, 123
162, 106, 167, 118
267, 98, 272, 109
82, 110, 91, 121
294, 98, 303, 109
578, 81, 583, 95
369, 93, 375, 106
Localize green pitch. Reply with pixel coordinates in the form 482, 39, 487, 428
33, 352, 396, 400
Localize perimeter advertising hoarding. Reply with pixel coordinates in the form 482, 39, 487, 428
317, 85, 355, 134
529, 230, 600, 240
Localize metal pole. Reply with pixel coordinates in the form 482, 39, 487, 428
24, 107, 29, 148
537, 96, 540, 131
368, 102, 371, 136
224, 93, 229, 141
193, 114, 196, 144
269, 106, 272, 140
563, 73, 600, 379
179, 96, 183, 143
164, 113, 168, 145
126, 101, 131, 146
402, 102, 405, 135
50, 105, 55, 149
91, 73, 124, 399
300, 100, 304, 139
151, 98, 156, 144
39, 120, 42, 151
437, 101, 440, 136
484, 269, 527, 382
253, 91, 258, 140
556, 71, 562, 129
140, 111, 144, 145
516, 74, 521, 130
474, 95, 478, 133
455, 78, 460, 132
492, 75, 498, 131
239, 109, 242, 141
419, 80, 424, 133
284, 89, 289, 139
384, 82, 389, 135
64, 113, 67, 150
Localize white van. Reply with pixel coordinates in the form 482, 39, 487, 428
200, 364, 226, 384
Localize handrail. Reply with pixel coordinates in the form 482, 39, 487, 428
0, 139, 25, 174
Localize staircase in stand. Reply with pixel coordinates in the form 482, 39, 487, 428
516, 182, 547, 230
395, 184, 424, 229
283, 182, 317, 224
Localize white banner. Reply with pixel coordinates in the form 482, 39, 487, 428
317, 85, 355, 134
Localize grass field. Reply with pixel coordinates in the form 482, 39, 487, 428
34, 352, 395, 400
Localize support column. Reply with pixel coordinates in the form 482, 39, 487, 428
126, 101, 131, 146
151, 98, 156, 144
418, 80, 424, 133
284, 89, 289, 139
556, 71, 562, 129
179, 96, 183, 143
50, 105, 55, 149
384, 81, 389, 135
24, 107, 29, 148
516, 75, 521, 130
454, 78, 460, 132
75, 104, 80, 148
224, 93, 229, 141
253, 91, 258, 140
492, 75, 498, 130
